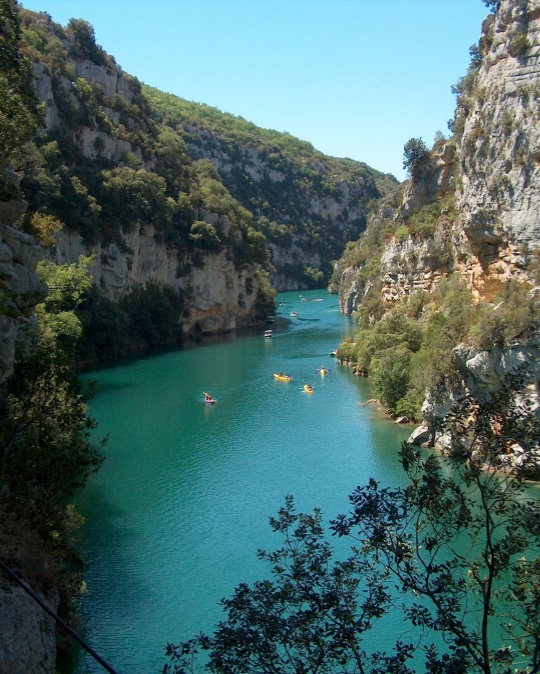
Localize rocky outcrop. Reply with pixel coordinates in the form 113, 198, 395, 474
411, 330, 540, 478
335, 143, 458, 316
335, 0, 540, 475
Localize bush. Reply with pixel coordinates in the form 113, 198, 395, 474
508, 33, 531, 58
470, 280, 539, 350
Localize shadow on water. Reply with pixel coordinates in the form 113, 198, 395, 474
59, 484, 148, 674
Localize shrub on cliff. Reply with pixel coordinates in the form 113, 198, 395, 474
470, 279, 539, 351
403, 137, 430, 180
0, 256, 104, 538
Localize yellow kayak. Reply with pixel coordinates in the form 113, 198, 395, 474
303, 384, 314, 394
274, 373, 291, 382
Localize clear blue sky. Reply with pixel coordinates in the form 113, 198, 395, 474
20, 0, 490, 180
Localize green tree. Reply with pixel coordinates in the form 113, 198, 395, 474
100, 166, 174, 231
164, 496, 405, 674
67, 18, 108, 65
164, 371, 540, 674
370, 342, 413, 410
36, 255, 94, 313
120, 281, 185, 347
0, 0, 42, 169
188, 220, 222, 252
403, 137, 430, 180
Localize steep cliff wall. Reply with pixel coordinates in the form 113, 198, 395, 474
334, 0, 540, 475
457, 0, 540, 292
179, 124, 388, 289
337, 0, 540, 311
334, 142, 459, 316
20, 10, 397, 312
54, 211, 263, 335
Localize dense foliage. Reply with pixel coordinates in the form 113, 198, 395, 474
0, 0, 43, 171
337, 274, 539, 421
16, 9, 271, 281
164, 373, 540, 674
13, 7, 398, 292
0, 253, 105, 624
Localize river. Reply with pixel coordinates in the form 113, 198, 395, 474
64, 289, 416, 673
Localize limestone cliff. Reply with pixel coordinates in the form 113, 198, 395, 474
171, 116, 393, 290
334, 0, 540, 475
17, 11, 271, 337
457, 0, 540, 292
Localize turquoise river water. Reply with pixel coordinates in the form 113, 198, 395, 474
64, 289, 423, 673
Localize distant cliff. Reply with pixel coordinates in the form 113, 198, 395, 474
333, 0, 540, 477
144, 87, 397, 291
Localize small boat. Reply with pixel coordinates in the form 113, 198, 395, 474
264, 330, 273, 338
203, 391, 216, 404
329, 350, 337, 357
274, 373, 291, 382
303, 384, 314, 394
312, 298, 323, 302
290, 311, 298, 317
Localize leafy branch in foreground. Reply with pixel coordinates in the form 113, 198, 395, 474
164, 369, 540, 674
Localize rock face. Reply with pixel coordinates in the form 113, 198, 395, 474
0, 578, 58, 674
458, 0, 540, 290
29, 49, 265, 334
53, 212, 261, 335
0, 171, 47, 382
23, 10, 396, 308
183, 131, 385, 290
335, 142, 459, 316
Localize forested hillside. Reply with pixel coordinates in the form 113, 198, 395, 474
144, 85, 397, 288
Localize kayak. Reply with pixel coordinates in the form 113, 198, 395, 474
274, 373, 291, 382
319, 368, 329, 375
203, 391, 216, 404
303, 385, 314, 394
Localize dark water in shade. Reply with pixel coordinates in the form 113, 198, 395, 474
63, 289, 417, 673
